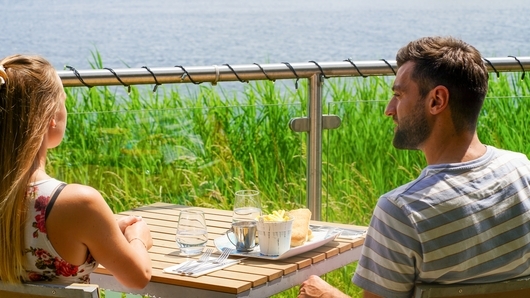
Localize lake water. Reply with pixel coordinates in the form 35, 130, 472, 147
2, 0, 529, 71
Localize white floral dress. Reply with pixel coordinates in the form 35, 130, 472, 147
23, 178, 98, 283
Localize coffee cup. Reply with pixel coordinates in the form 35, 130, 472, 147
226, 220, 258, 252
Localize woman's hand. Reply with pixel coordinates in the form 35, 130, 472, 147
117, 215, 142, 234
124, 218, 153, 250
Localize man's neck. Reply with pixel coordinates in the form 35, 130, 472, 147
422, 133, 486, 165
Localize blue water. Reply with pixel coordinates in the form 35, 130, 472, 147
2, 0, 529, 71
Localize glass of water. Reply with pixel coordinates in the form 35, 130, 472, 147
175, 209, 208, 256
233, 190, 262, 223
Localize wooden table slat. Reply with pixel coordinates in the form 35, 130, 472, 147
281, 256, 313, 269
206, 270, 269, 288
311, 245, 340, 258
149, 268, 251, 294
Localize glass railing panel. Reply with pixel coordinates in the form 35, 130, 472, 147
321, 77, 423, 225
50, 84, 307, 213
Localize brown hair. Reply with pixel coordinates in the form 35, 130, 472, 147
395, 36, 489, 132
0, 55, 63, 283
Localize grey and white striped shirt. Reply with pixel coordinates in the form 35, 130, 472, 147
353, 146, 530, 298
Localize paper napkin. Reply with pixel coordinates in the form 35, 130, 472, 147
163, 258, 242, 277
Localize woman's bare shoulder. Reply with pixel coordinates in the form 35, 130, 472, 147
61, 183, 101, 198
54, 183, 113, 215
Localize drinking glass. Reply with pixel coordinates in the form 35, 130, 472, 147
232, 190, 262, 223
175, 209, 208, 256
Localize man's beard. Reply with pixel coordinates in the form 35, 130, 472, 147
392, 102, 431, 150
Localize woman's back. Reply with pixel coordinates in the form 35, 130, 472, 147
24, 178, 98, 283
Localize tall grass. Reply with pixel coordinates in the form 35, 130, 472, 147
49, 69, 530, 297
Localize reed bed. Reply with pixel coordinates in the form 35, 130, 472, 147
51, 70, 529, 298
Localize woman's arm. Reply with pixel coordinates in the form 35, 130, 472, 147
46, 184, 152, 289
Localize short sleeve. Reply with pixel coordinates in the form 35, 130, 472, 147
353, 195, 422, 298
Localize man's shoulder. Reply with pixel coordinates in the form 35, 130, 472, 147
380, 146, 530, 208
490, 146, 529, 160
378, 179, 424, 208
489, 146, 530, 170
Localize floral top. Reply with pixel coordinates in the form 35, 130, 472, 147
23, 178, 98, 283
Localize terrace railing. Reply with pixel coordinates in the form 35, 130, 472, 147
58, 57, 530, 220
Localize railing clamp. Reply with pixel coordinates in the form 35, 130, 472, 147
288, 115, 342, 132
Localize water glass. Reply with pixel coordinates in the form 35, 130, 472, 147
175, 209, 208, 256
232, 190, 262, 223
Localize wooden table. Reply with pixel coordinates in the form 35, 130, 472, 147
91, 202, 366, 298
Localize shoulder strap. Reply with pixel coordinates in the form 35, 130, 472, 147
45, 183, 67, 220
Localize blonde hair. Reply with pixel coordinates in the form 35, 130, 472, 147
0, 55, 63, 283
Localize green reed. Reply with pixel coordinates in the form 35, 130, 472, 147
49, 71, 530, 298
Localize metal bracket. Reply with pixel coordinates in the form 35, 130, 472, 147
288, 115, 342, 132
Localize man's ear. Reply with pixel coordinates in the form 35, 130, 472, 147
428, 85, 449, 115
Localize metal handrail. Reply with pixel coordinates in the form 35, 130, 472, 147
58, 57, 529, 87
58, 57, 530, 220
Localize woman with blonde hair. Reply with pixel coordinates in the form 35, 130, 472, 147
0, 55, 152, 289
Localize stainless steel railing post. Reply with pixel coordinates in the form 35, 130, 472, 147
307, 74, 324, 220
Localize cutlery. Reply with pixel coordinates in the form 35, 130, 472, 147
174, 248, 213, 273
184, 248, 234, 275
186, 258, 242, 276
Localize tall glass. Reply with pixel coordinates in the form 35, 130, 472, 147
175, 209, 208, 256
232, 190, 262, 223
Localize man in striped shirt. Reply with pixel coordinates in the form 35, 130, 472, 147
298, 36, 530, 298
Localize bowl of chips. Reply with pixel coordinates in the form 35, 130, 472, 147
257, 210, 294, 256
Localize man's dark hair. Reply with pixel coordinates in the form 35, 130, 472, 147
396, 36, 489, 132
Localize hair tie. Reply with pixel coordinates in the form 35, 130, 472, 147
0, 65, 7, 87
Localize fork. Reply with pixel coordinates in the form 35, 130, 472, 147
184, 248, 234, 275
175, 248, 213, 273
